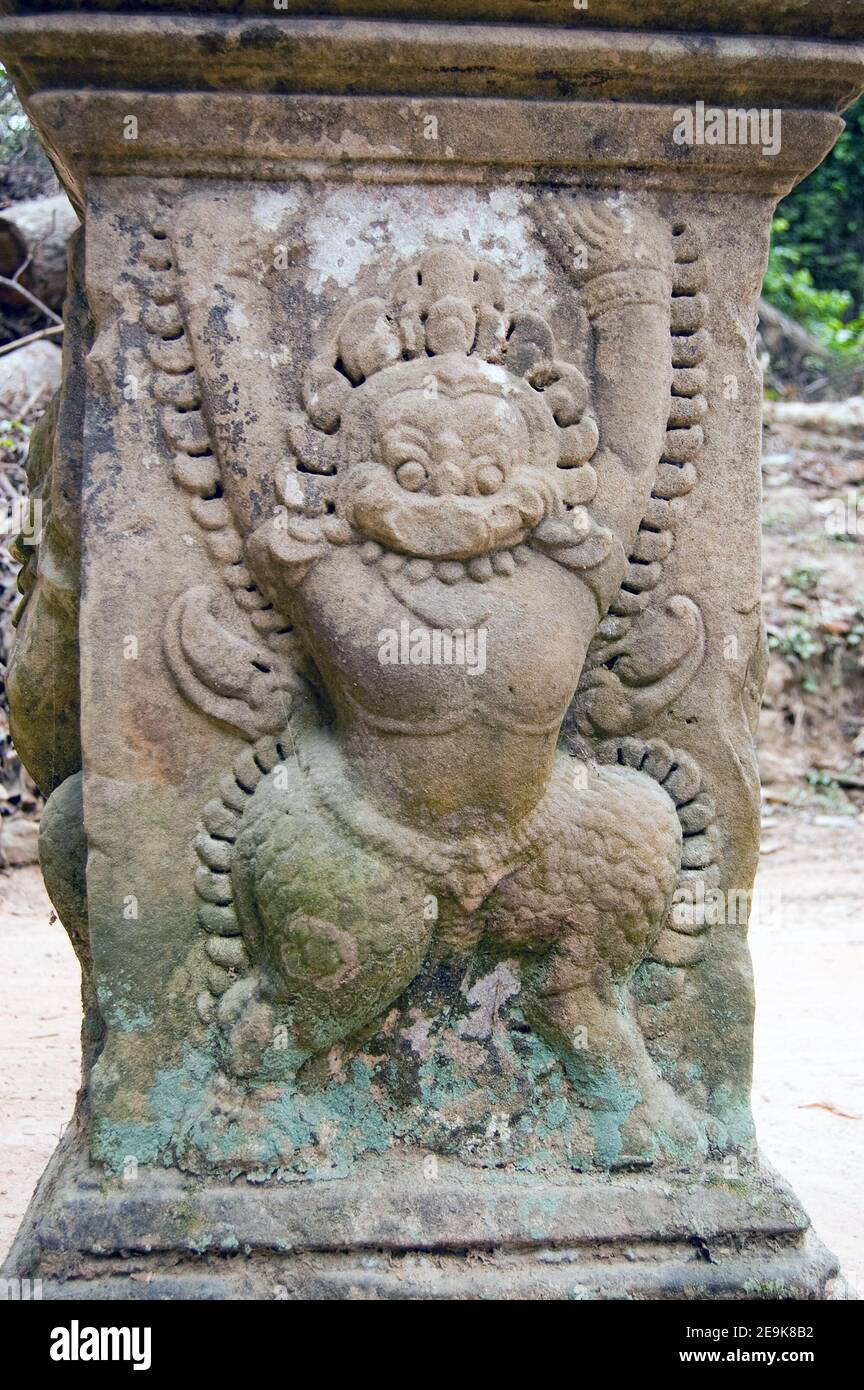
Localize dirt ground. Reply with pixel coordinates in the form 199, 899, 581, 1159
0, 864, 80, 1263
1, 810, 861, 1293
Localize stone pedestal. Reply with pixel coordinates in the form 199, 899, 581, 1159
2, 2, 862, 1299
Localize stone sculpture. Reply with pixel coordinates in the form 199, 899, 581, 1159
2, 0, 862, 1299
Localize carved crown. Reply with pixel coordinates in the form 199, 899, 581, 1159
288, 245, 600, 492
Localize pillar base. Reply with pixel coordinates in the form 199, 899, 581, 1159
4, 1135, 839, 1301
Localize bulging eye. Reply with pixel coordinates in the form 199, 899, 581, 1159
476, 463, 504, 496
395, 460, 428, 492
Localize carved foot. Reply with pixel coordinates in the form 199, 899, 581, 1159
525, 980, 703, 1164
482, 754, 695, 1160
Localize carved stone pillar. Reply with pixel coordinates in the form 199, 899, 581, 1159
3, 2, 862, 1299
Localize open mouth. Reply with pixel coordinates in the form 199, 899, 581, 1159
347, 470, 550, 562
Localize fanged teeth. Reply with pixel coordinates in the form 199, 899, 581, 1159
366, 543, 522, 583
406, 558, 434, 583
435, 560, 465, 585
491, 550, 516, 576
379, 551, 406, 575
468, 555, 493, 583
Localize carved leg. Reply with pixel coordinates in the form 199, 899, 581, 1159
485, 756, 702, 1161
524, 979, 703, 1163
225, 754, 435, 1075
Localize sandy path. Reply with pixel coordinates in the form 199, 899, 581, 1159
1, 819, 861, 1293
749, 811, 863, 1297
0, 865, 81, 1260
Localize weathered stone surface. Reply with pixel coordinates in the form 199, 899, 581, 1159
7, 230, 85, 796
1, 1, 863, 43
5, 1134, 839, 1300
1, 1, 861, 1299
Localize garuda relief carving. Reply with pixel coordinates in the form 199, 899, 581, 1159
151, 200, 718, 1161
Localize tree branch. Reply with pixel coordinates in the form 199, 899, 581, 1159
0, 323, 63, 358
0, 272, 62, 325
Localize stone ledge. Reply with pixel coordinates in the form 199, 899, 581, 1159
4, 1140, 838, 1300
2, 16, 863, 111
17, 1239, 841, 1300
26, 92, 845, 204
1, 2, 863, 44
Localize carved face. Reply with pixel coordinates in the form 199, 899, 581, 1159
377, 391, 528, 500
341, 360, 560, 561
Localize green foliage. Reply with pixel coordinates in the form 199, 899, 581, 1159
0, 415, 31, 454
782, 561, 824, 595
765, 96, 864, 358
765, 235, 864, 357
804, 769, 848, 807
768, 618, 823, 664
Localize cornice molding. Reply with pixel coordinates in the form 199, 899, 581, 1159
27, 91, 844, 205
0, 11, 861, 203
1, 2, 864, 43
1, 16, 862, 111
